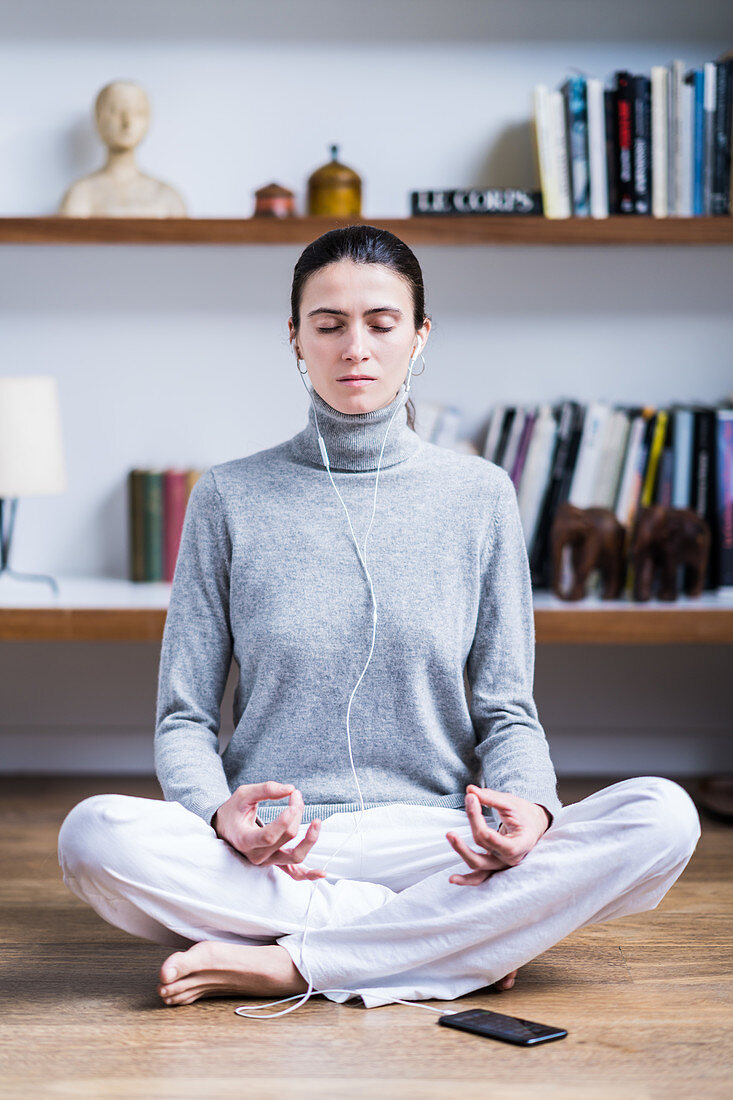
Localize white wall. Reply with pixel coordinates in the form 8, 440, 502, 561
1, 0, 731, 775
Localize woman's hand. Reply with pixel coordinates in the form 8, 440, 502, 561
446, 784, 551, 886
211, 781, 325, 882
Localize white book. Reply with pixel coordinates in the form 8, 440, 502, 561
482, 404, 506, 462
614, 414, 647, 524
593, 409, 631, 509
678, 76, 694, 217
651, 66, 669, 217
516, 405, 558, 555
568, 401, 612, 507
533, 84, 556, 218
586, 77, 609, 218
549, 89, 572, 218
668, 59, 687, 216
703, 62, 717, 214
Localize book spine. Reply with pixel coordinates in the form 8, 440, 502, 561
640, 410, 669, 507
668, 59, 687, 216
651, 66, 669, 217
633, 75, 652, 214
561, 75, 590, 216
717, 410, 733, 587
678, 73, 694, 216
692, 70, 705, 216
143, 470, 164, 583
128, 469, 147, 582
163, 470, 190, 583
586, 77, 609, 218
615, 71, 635, 213
533, 84, 556, 219
711, 59, 732, 215
549, 90, 572, 218
703, 62, 717, 214
605, 88, 619, 214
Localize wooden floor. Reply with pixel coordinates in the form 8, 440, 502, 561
1, 776, 731, 1100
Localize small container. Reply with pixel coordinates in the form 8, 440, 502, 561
307, 144, 362, 216
253, 182, 296, 217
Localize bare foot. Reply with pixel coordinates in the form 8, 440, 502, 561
493, 968, 518, 991
158, 941, 308, 1007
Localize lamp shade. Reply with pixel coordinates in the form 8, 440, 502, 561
0, 375, 68, 497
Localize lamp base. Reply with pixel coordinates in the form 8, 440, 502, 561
0, 498, 60, 596
0, 563, 60, 596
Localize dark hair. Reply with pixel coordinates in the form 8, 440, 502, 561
290, 224, 429, 431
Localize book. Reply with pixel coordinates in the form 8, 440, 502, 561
711, 58, 733, 215
529, 400, 584, 588
163, 470, 190, 583
633, 74, 652, 214
586, 76, 609, 218
410, 189, 542, 216
604, 87, 619, 215
691, 68, 705, 216
516, 404, 558, 558
615, 71, 635, 213
128, 466, 202, 582
651, 66, 669, 217
703, 62, 718, 214
561, 75, 590, 217
689, 407, 720, 590
716, 409, 733, 588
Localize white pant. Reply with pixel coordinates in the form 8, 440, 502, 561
57, 777, 701, 1008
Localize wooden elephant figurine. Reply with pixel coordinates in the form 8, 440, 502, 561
550, 502, 626, 600
630, 504, 710, 601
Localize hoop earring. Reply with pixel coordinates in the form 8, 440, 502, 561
296, 357, 308, 375
411, 352, 427, 376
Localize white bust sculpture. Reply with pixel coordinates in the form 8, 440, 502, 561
59, 81, 187, 217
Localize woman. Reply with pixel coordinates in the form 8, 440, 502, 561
58, 225, 701, 1011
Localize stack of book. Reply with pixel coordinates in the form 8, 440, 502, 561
128, 467, 205, 582
533, 55, 733, 217
416, 399, 733, 594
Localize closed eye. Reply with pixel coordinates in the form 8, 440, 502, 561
316, 325, 395, 333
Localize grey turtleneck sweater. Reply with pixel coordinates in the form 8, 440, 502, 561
154, 387, 561, 828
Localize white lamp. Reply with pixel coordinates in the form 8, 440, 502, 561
0, 375, 68, 594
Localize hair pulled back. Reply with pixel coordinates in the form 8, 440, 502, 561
290, 225, 429, 431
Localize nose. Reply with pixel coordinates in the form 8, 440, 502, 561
342, 326, 370, 363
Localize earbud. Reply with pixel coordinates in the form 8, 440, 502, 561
412, 337, 423, 360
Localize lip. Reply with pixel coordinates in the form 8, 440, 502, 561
337, 376, 377, 387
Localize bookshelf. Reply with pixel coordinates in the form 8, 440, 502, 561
1, 215, 732, 247
0, 578, 731, 644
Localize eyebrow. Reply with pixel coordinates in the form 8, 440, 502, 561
306, 306, 403, 318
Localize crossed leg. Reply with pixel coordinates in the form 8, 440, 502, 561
57, 776, 700, 1009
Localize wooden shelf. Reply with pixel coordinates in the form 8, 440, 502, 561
0, 579, 731, 643
1, 215, 732, 247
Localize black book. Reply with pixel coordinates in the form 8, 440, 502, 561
615, 71, 635, 214
688, 406, 720, 590
633, 74, 652, 214
604, 88, 619, 213
529, 400, 585, 589
711, 59, 733, 215
494, 408, 516, 468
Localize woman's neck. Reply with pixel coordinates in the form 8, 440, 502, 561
289, 387, 423, 472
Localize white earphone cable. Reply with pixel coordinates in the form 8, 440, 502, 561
234, 350, 448, 1020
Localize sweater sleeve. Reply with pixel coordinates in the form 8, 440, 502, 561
154, 468, 235, 825
466, 468, 562, 821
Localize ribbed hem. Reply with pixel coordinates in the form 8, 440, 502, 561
255, 792, 471, 825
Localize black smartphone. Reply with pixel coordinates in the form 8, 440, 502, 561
438, 1008, 567, 1046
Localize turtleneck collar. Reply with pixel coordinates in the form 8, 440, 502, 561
288, 386, 423, 472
